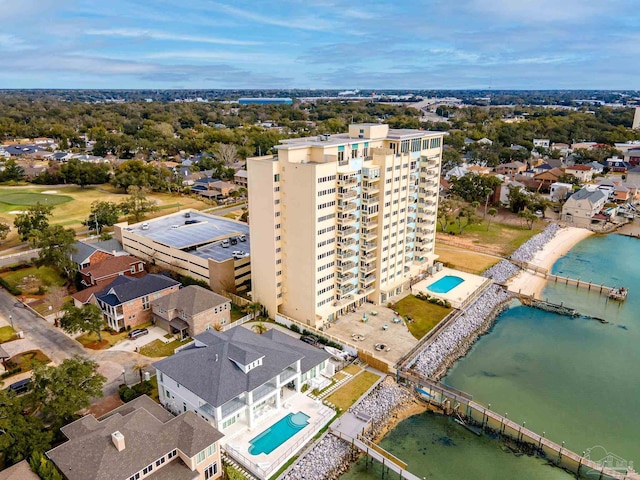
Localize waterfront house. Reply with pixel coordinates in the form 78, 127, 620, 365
151, 285, 231, 339
153, 326, 330, 432
561, 187, 607, 227
46, 395, 223, 480
549, 182, 574, 202
94, 274, 181, 331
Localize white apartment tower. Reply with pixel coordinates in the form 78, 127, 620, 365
248, 124, 444, 328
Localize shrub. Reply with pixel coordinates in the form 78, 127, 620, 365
0, 367, 21, 379
179, 275, 211, 290
301, 384, 309, 393
132, 380, 153, 396
0, 277, 22, 296
289, 324, 300, 333
118, 385, 137, 402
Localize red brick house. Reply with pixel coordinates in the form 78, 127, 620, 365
94, 274, 181, 331
71, 239, 124, 270
79, 255, 145, 287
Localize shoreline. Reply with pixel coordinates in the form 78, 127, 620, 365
506, 226, 594, 298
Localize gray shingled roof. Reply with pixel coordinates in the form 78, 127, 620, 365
154, 327, 330, 408
569, 188, 607, 203
70, 239, 123, 265
96, 274, 180, 306
47, 396, 222, 480
151, 285, 229, 317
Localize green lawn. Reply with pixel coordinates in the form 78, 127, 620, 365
230, 304, 246, 322
77, 329, 131, 349
139, 338, 193, 357
0, 266, 66, 294
6, 350, 51, 373
441, 220, 542, 257
0, 192, 72, 208
325, 371, 381, 411
0, 326, 16, 343
392, 295, 452, 340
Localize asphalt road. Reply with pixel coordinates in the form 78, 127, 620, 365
0, 287, 155, 396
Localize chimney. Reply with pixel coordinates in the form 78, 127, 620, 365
111, 431, 125, 451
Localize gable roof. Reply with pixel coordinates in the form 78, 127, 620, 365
565, 164, 593, 171
47, 395, 223, 480
0, 460, 39, 480
154, 327, 330, 408
151, 285, 229, 317
96, 274, 180, 306
81, 255, 144, 281
234, 169, 248, 178
71, 239, 124, 265
568, 188, 607, 204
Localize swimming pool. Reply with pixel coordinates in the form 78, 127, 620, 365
249, 412, 310, 455
427, 275, 464, 294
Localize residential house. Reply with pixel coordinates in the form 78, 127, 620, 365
71, 239, 124, 270
564, 164, 594, 183
545, 158, 565, 169
586, 161, 605, 174
561, 187, 608, 227
152, 285, 231, 338
444, 164, 468, 180
549, 182, 574, 202
95, 274, 181, 331
0, 460, 39, 480
626, 165, 640, 187
614, 141, 640, 154
496, 179, 527, 205
476, 137, 493, 146
154, 326, 330, 432
571, 142, 598, 150
613, 185, 631, 203
606, 157, 629, 173
494, 161, 526, 176
551, 143, 571, 155
193, 180, 237, 200
533, 139, 550, 149
467, 165, 492, 175
80, 255, 145, 287
623, 147, 640, 167
532, 163, 553, 174
533, 167, 564, 192
51, 152, 73, 162
46, 395, 223, 480
233, 169, 248, 188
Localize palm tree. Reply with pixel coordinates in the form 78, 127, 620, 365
132, 361, 148, 384
251, 321, 267, 335
243, 302, 263, 319
487, 208, 498, 231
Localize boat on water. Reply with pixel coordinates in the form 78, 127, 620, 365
608, 287, 628, 301
324, 346, 348, 360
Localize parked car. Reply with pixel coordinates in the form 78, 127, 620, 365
238, 234, 247, 242
300, 335, 318, 347
6, 378, 32, 395
128, 328, 149, 340
221, 239, 230, 248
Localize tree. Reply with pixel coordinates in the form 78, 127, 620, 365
437, 197, 459, 233
0, 159, 24, 182
132, 361, 148, 384
487, 208, 498, 231
506, 185, 530, 213
119, 186, 158, 222
213, 143, 238, 166
518, 209, 538, 230
34, 226, 77, 279
0, 390, 53, 465
30, 356, 106, 428
83, 201, 121, 233
557, 173, 581, 186
243, 302, 263, 318
251, 321, 267, 335
449, 173, 502, 203
0, 221, 9, 243
456, 202, 481, 234
59, 159, 110, 187
30, 451, 63, 480
111, 160, 172, 192
59, 303, 104, 342
13, 203, 54, 244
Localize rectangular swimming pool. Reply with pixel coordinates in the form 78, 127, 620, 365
249, 412, 310, 455
427, 275, 464, 294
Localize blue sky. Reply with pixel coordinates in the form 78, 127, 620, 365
0, 0, 638, 89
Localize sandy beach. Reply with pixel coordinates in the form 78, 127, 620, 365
507, 226, 594, 298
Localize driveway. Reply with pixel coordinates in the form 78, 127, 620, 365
109, 326, 171, 352
0, 338, 41, 358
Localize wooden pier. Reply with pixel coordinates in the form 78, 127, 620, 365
398, 371, 639, 480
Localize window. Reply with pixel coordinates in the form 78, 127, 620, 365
165, 389, 171, 398
142, 464, 153, 474
142, 295, 150, 310
207, 444, 217, 457
129, 473, 140, 480
274, 174, 280, 182
430, 137, 442, 149
204, 462, 219, 479
130, 266, 136, 273
155, 457, 166, 467
168, 449, 177, 459
196, 450, 206, 463
338, 151, 344, 162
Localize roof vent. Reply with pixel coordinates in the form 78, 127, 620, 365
111, 431, 125, 451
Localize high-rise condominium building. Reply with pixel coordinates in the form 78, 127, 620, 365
248, 124, 444, 328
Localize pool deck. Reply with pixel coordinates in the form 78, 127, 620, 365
410, 267, 488, 308
223, 391, 335, 480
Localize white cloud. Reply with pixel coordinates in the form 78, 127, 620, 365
466, 0, 617, 23
85, 28, 263, 46
209, 2, 333, 31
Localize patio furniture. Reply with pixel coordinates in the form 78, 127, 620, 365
370, 310, 378, 316
381, 324, 388, 331
392, 317, 401, 324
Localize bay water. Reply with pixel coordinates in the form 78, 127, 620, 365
342, 234, 639, 479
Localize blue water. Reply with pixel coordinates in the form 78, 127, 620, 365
249, 412, 310, 455
445, 234, 640, 464
427, 275, 464, 293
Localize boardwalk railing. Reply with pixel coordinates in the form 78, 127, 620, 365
399, 370, 639, 480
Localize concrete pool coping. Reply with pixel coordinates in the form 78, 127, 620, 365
410, 267, 488, 308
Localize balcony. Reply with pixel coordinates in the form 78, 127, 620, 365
220, 397, 246, 418
363, 284, 375, 294
337, 249, 357, 260
361, 252, 376, 261
338, 272, 356, 283
278, 367, 298, 385
363, 169, 381, 181
406, 218, 416, 225
361, 274, 376, 286
337, 237, 356, 248
338, 190, 357, 200
337, 261, 357, 273
361, 242, 377, 252
338, 214, 357, 225
338, 283, 356, 296
362, 209, 379, 218
252, 382, 277, 403
338, 201, 357, 213
360, 262, 376, 275
361, 230, 377, 242
405, 255, 414, 263
362, 220, 378, 230
362, 184, 380, 195
338, 226, 357, 236
338, 175, 358, 185
362, 197, 379, 206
